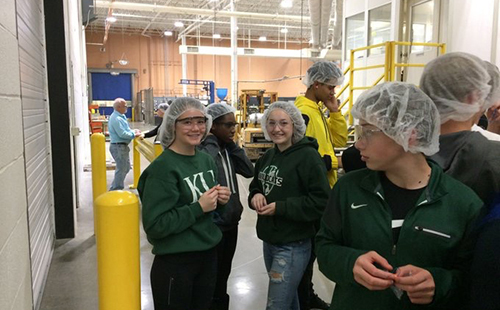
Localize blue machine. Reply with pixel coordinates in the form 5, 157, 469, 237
216, 88, 228, 102
179, 79, 216, 103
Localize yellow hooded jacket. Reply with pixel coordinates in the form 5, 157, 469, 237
295, 95, 348, 187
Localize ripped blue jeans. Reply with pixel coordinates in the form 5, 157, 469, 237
263, 239, 311, 310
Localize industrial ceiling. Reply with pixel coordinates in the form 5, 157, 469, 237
88, 0, 342, 48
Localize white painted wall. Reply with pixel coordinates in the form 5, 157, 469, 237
0, 0, 34, 309
446, 0, 497, 63
64, 0, 90, 210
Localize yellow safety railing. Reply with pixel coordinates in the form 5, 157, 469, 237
338, 41, 446, 125
95, 190, 140, 310
131, 138, 163, 189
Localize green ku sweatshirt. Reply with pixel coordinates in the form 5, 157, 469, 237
248, 137, 330, 244
138, 148, 222, 255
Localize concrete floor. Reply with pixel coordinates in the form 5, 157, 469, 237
39, 122, 335, 310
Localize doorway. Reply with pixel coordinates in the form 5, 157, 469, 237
399, 0, 441, 84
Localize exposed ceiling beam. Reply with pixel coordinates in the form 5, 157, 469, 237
95, 0, 308, 22
176, 2, 232, 41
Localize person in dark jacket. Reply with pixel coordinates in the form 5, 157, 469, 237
340, 145, 366, 173
198, 103, 254, 310
142, 103, 169, 140
420, 52, 500, 204
249, 102, 330, 310
316, 82, 483, 310
470, 193, 500, 310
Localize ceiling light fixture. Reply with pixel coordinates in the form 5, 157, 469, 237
118, 52, 128, 65
281, 28, 289, 34
259, 36, 267, 41
164, 31, 173, 36
174, 21, 184, 28
106, 16, 117, 23
280, 0, 293, 8
213, 33, 221, 39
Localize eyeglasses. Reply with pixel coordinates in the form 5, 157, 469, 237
176, 116, 208, 128
214, 121, 237, 129
355, 124, 383, 141
267, 120, 291, 129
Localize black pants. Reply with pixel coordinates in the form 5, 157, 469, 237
151, 247, 217, 310
210, 226, 238, 310
298, 239, 316, 310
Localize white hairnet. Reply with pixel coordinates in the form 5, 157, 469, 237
420, 52, 491, 123
261, 101, 306, 144
206, 103, 236, 121
352, 82, 440, 156
483, 61, 500, 109
303, 60, 344, 88
157, 103, 169, 111
158, 97, 212, 148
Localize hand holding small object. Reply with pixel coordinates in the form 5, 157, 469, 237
353, 251, 396, 290
394, 265, 435, 305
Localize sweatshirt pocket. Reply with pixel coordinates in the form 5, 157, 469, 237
414, 225, 451, 239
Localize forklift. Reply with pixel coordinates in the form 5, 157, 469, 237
236, 89, 278, 160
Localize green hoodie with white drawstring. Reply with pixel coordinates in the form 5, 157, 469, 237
248, 136, 330, 244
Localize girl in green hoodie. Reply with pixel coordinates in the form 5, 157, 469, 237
249, 102, 330, 310
138, 98, 230, 310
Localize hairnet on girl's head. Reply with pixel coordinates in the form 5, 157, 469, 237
261, 101, 306, 144
158, 97, 212, 149
419, 52, 491, 123
157, 103, 169, 111
206, 103, 236, 121
352, 82, 440, 156
302, 60, 344, 88
483, 61, 500, 109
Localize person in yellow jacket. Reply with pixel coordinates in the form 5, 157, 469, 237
294, 61, 348, 310
295, 60, 348, 188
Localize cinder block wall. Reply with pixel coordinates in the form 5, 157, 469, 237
0, 1, 33, 309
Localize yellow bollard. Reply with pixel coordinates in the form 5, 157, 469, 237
91, 133, 107, 201
131, 138, 140, 189
95, 191, 141, 310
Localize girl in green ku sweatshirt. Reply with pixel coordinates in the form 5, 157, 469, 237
248, 102, 330, 310
138, 98, 230, 310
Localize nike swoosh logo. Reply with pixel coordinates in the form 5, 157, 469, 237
351, 203, 368, 209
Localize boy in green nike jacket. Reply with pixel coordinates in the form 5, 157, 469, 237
138, 98, 231, 310
249, 102, 330, 310
316, 83, 483, 310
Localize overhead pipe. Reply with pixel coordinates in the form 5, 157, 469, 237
183, 34, 304, 44
332, 0, 343, 48
181, 35, 188, 96
102, 0, 115, 45
320, 0, 333, 48
230, 0, 238, 105
308, 0, 334, 49
238, 75, 304, 83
